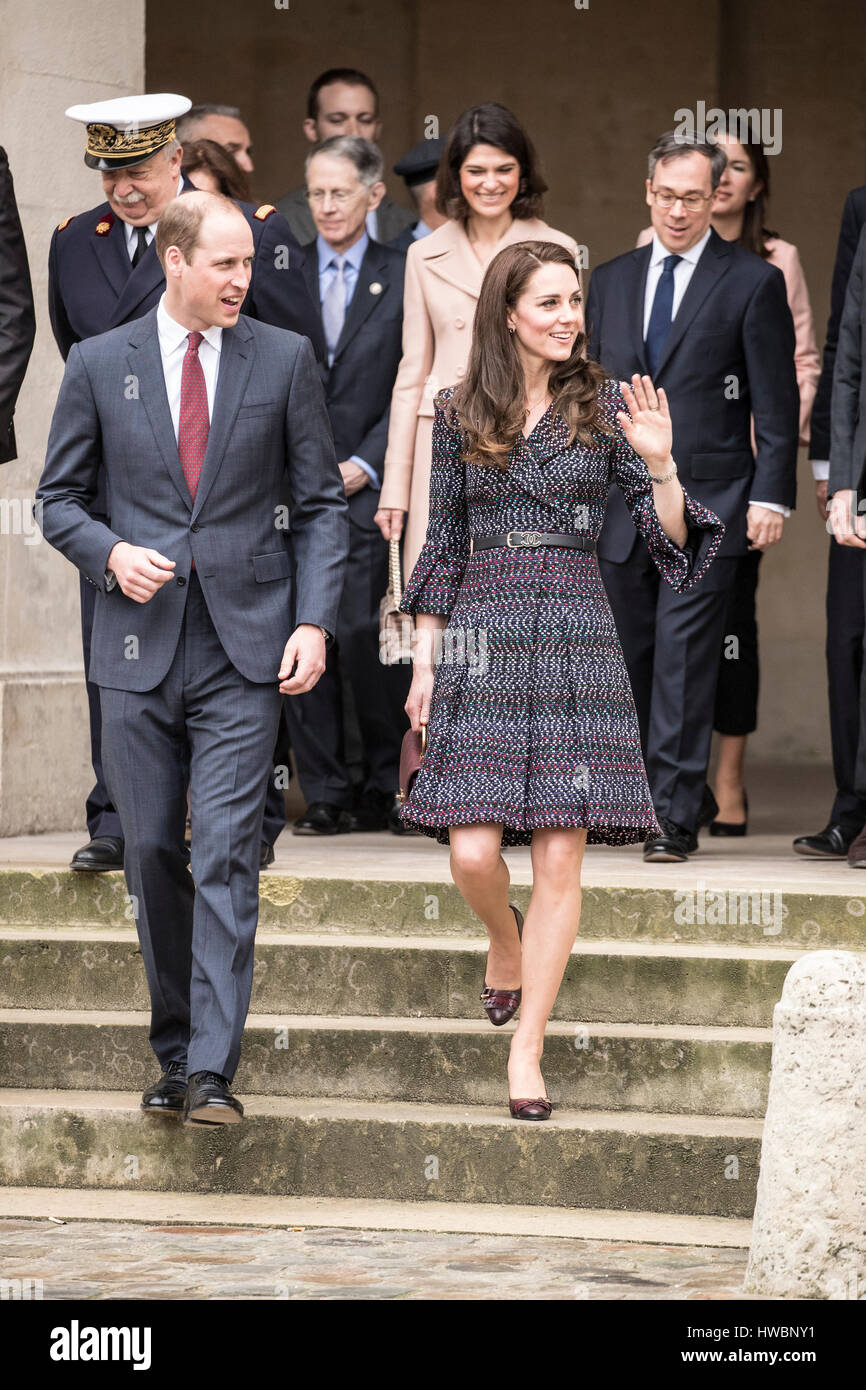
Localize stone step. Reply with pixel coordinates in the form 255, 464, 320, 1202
0, 1009, 772, 1116
0, 1184, 754, 1247
0, 868, 857, 950
0, 928, 801, 1027
0, 1091, 763, 1217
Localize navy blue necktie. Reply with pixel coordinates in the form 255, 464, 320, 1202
644, 253, 682, 377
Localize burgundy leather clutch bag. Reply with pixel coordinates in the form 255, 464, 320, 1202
397, 723, 427, 804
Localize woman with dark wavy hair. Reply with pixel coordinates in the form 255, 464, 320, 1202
398, 241, 724, 1119
375, 103, 577, 577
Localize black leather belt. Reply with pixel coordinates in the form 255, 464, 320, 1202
471, 530, 597, 553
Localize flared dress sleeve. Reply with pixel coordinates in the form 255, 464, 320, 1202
399, 390, 470, 617
603, 379, 725, 592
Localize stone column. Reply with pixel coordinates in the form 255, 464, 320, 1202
0, 0, 145, 833
744, 950, 866, 1300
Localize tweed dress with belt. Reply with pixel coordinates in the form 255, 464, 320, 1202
397, 379, 725, 846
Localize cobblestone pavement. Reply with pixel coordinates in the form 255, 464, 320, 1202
0, 1218, 758, 1300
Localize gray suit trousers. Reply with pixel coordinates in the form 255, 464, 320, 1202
99, 570, 282, 1080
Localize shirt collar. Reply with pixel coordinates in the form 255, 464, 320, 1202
649, 226, 712, 268
156, 293, 223, 355
316, 229, 369, 274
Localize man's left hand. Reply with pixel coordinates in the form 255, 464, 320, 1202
746, 504, 784, 550
278, 624, 327, 694
340, 461, 369, 496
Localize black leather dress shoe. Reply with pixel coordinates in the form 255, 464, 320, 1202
183, 1070, 244, 1125
292, 802, 352, 835
141, 1059, 187, 1115
793, 822, 861, 858
70, 836, 124, 872
643, 817, 698, 862
260, 841, 275, 868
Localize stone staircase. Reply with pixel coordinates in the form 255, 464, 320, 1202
0, 866, 860, 1242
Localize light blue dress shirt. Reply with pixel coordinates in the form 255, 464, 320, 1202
317, 231, 379, 489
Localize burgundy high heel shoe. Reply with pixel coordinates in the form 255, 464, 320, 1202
509, 1096, 553, 1121
480, 904, 523, 1026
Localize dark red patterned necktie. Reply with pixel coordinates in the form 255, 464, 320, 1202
178, 331, 209, 502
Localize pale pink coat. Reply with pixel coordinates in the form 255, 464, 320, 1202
635, 226, 820, 444
380, 216, 579, 576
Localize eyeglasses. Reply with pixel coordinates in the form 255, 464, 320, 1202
649, 188, 713, 212
306, 189, 356, 205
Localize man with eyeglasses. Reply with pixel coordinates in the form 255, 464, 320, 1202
586, 129, 798, 862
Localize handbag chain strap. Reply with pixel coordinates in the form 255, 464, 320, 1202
388, 536, 403, 601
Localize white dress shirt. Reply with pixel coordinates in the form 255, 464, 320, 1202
643, 229, 789, 518
156, 294, 222, 437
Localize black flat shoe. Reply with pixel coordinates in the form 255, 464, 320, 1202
260, 841, 275, 868
183, 1070, 243, 1126
292, 802, 352, 835
70, 836, 124, 872
793, 822, 861, 858
141, 1059, 187, 1115
643, 818, 697, 862
481, 904, 524, 1026
710, 789, 749, 837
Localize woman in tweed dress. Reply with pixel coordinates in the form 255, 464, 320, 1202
399, 242, 724, 1119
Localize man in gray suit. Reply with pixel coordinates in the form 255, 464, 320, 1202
36, 191, 349, 1125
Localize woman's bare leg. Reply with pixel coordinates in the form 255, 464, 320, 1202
449, 824, 522, 989
508, 827, 587, 1099
713, 732, 748, 823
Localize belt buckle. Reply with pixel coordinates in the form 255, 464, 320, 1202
507, 530, 542, 548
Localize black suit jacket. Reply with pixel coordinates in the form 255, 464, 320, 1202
301, 236, 406, 530
587, 228, 799, 561
810, 185, 866, 461
0, 148, 36, 464
828, 225, 866, 496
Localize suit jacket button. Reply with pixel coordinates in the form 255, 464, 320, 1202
177, 576, 186, 587
190, 522, 200, 532
454, 316, 465, 329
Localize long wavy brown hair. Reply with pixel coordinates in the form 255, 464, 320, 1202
440, 241, 610, 469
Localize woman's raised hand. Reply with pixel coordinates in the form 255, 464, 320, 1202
615, 374, 673, 472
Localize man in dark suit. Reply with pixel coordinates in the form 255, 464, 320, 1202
0, 147, 35, 464
276, 69, 415, 247
36, 190, 349, 1124
587, 130, 798, 861
49, 93, 323, 873
285, 136, 411, 834
826, 223, 866, 868
794, 185, 866, 860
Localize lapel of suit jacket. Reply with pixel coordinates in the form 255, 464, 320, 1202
627, 245, 652, 374
127, 310, 192, 514
332, 241, 390, 361
654, 229, 732, 379
420, 219, 482, 299
89, 212, 133, 300
190, 315, 256, 521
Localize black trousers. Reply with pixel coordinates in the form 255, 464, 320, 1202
600, 543, 738, 833
835, 541, 866, 821
285, 517, 411, 806
713, 549, 762, 737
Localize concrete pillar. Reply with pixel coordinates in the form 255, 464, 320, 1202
744, 950, 866, 1300
0, 0, 145, 833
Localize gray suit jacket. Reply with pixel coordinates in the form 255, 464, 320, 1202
829, 224, 866, 496
36, 309, 349, 692
276, 185, 416, 247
